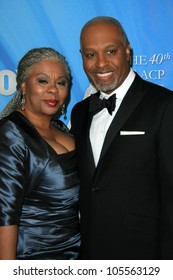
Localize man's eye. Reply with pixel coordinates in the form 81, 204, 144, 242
107, 49, 116, 55
85, 53, 95, 58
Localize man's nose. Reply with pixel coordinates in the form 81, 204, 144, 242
96, 54, 109, 68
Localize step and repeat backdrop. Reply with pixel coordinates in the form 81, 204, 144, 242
0, 0, 172, 123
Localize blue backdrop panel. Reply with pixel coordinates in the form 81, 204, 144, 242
0, 0, 172, 123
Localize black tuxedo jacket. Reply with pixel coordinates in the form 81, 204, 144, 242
71, 73, 173, 259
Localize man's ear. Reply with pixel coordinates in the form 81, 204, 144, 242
126, 44, 133, 66
126, 43, 131, 59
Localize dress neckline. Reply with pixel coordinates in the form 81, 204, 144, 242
12, 111, 75, 156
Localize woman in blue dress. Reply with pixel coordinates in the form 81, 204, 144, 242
0, 47, 80, 259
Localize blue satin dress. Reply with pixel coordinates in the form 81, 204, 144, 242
0, 111, 80, 259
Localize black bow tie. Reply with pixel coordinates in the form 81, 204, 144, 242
89, 92, 116, 115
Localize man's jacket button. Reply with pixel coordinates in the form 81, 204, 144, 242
91, 186, 99, 192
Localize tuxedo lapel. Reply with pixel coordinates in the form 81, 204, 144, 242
86, 117, 96, 175
99, 75, 146, 163
80, 105, 96, 177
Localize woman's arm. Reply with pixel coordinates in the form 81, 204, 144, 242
0, 120, 26, 260
0, 225, 18, 259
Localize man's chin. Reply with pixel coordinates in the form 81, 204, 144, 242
94, 84, 116, 94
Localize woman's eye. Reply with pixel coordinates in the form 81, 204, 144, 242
39, 79, 48, 84
57, 81, 67, 87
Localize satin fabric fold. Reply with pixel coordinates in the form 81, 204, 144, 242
0, 111, 80, 259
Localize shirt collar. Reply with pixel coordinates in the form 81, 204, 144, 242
100, 69, 136, 100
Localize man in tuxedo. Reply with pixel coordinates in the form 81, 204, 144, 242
71, 16, 173, 259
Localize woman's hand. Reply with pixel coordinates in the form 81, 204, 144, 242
0, 225, 17, 259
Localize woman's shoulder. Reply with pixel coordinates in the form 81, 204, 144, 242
0, 111, 33, 137
0, 111, 23, 135
0, 111, 44, 146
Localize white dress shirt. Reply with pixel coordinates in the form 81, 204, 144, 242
90, 69, 136, 166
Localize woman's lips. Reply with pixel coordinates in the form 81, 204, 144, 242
44, 100, 59, 106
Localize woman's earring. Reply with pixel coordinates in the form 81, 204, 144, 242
61, 104, 65, 115
21, 94, 25, 111
61, 104, 67, 120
